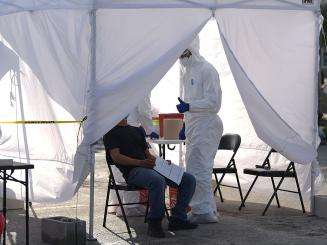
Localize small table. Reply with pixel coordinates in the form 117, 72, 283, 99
149, 139, 185, 165
0, 164, 34, 245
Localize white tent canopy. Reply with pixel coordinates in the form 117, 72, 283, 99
0, 0, 321, 210
0, 0, 320, 14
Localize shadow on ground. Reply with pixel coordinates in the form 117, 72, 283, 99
97, 200, 327, 245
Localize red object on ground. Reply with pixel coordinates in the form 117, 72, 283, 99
0, 213, 5, 236
169, 187, 191, 212
139, 189, 148, 206
159, 113, 184, 137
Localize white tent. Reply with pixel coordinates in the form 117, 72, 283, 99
0, 0, 322, 239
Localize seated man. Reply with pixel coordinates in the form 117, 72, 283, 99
103, 116, 197, 238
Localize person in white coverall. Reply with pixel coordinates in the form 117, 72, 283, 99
177, 36, 223, 223
109, 94, 159, 216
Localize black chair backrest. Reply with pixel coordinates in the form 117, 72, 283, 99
218, 134, 241, 153
265, 149, 275, 161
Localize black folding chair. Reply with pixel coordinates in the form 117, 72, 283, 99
103, 161, 149, 234
239, 149, 305, 216
212, 134, 244, 206
103, 160, 170, 235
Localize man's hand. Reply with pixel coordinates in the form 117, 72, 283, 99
141, 158, 156, 168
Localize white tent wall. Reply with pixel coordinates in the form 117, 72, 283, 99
216, 9, 318, 164
0, 10, 91, 119
215, 8, 322, 200
0, 53, 84, 202
0, 42, 18, 79
0, 10, 91, 202
84, 8, 211, 144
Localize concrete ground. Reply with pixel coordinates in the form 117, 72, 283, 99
4, 147, 327, 245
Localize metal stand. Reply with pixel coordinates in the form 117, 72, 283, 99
0, 164, 34, 245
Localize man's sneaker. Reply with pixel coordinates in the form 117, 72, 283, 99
188, 212, 218, 224
168, 217, 198, 231
147, 220, 165, 238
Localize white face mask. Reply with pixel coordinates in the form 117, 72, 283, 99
180, 57, 191, 67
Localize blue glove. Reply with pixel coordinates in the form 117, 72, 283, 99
179, 123, 186, 140
150, 132, 159, 139
176, 97, 189, 113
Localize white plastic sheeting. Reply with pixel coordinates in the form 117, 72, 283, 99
0, 0, 321, 203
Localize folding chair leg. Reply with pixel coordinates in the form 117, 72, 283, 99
213, 173, 224, 202
239, 176, 258, 210
114, 188, 132, 235
262, 177, 285, 216
144, 200, 149, 223
235, 171, 245, 207
270, 177, 281, 208
164, 205, 170, 221
103, 182, 111, 227
213, 173, 219, 195
294, 173, 306, 213
218, 173, 227, 203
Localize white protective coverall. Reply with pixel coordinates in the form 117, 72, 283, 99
180, 37, 223, 216
109, 94, 156, 216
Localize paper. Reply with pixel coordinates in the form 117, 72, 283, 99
154, 157, 184, 185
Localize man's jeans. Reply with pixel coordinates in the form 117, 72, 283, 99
127, 167, 196, 221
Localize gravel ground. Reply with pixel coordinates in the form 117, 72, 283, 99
3, 146, 327, 245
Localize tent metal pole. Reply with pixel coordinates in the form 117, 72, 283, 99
87, 8, 97, 241
16, 61, 34, 200
88, 143, 96, 241
311, 10, 322, 214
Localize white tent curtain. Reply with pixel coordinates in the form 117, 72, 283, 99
0, 10, 90, 202
85, 8, 211, 143
215, 9, 318, 164
0, 42, 18, 79
0, 0, 321, 203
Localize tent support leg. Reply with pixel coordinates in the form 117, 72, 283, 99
87, 8, 97, 241
88, 144, 97, 241
310, 162, 315, 214
16, 63, 34, 200
310, 10, 321, 215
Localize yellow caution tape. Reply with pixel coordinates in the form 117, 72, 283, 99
0, 120, 81, 124
0, 117, 87, 125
